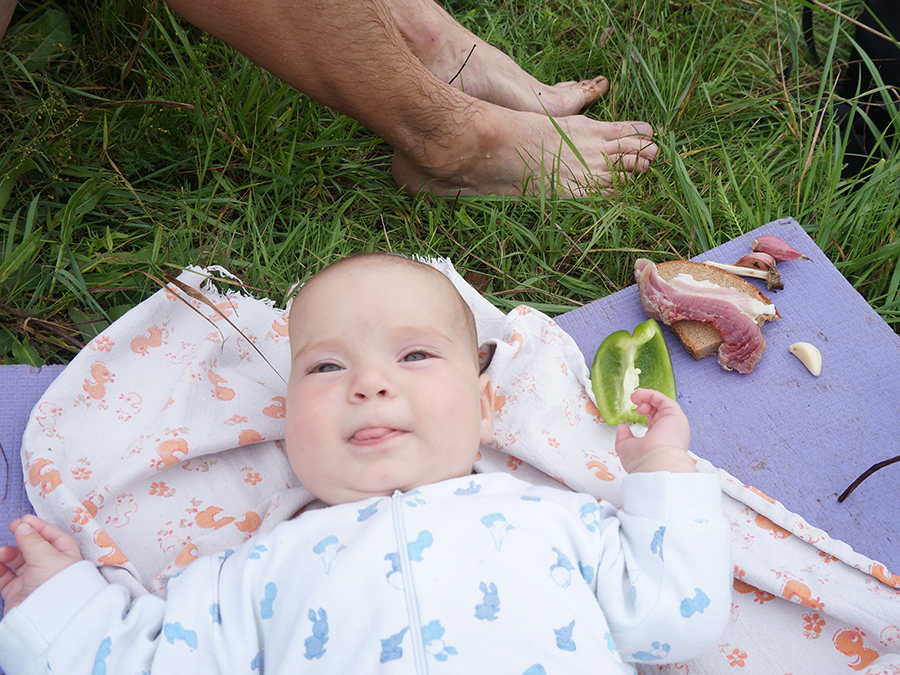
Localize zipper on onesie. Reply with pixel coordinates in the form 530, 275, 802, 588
392, 489, 429, 673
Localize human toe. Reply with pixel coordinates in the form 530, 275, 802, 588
638, 139, 659, 164
546, 77, 609, 115
614, 152, 646, 175
614, 127, 658, 162
581, 75, 609, 98
627, 121, 653, 142
571, 76, 609, 110
607, 139, 657, 175
594, 120, 653, 144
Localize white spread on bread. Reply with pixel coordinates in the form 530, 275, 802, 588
670, 273, 777, 322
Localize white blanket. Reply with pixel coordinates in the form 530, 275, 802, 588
21, 263, 900, 673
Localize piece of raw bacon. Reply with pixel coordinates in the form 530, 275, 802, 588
634, 259, 768, 374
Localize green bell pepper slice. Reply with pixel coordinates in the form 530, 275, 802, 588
590, 318, 676, 426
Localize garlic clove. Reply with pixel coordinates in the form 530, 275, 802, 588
734, 251, 777, 270
752, 235, 811, 262
789, 342, 822, 376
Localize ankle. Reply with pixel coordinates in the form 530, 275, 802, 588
389, 1, 475, 82
417, 103, 504, 174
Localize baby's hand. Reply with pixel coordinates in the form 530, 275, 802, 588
614, 388, 696, 474
0, 515, 83, 616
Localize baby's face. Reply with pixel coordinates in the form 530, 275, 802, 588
285, 258, 494, 505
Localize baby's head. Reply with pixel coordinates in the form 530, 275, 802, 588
285, 253, 494, 505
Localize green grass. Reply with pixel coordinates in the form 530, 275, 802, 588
1, 0, 898, 365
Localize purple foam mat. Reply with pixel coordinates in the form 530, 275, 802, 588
0, 364, 65, 620
557, 217, 900, 575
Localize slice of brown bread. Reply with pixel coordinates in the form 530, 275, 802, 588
656, 260, 779, 360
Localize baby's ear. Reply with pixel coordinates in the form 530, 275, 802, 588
478, 374, 494, 444
478, 342, 496, 374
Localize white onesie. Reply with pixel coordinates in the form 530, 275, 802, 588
0, 471, 731, 675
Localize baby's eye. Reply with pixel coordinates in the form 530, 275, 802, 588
402, 351, 429, 362
311, 363, 341, 373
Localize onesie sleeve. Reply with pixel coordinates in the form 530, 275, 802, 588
593, 471, 731, 665
0, 557, 224, 675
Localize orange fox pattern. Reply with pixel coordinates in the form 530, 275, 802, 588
17, 267, 900, 672
82, 362, 114, 401
27, 458, 62, 495
238, 429, 264, 446
833, 629, 880, 670
262, 396, 286, 418
94, 529, 128, 566
732, 570, 776, 605
781, 579, 824, 611
195, 506, 261, 534
585, 460, 615, 482
270, 315, 289, 339
872, 564, 900, 588
20, 270, 301, 596
130, 325, 165, 355
174, 543, 198, 568
206, 367, 235, 401
154, 439, 189, 471
755, 514, 792, 540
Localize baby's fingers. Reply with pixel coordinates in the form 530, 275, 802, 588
0, 564, 19, 605
17, 515, 80, 558
630, 388, 675, 411
0, 544, 24, 569
0, 545, 24, 604
13, 520, 58, 564
615, 423, 635, 444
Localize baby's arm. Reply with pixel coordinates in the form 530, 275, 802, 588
596, 470, 731, 664
0, 515, 83, 616
598, 391, 730, 663
614, 388, 696, 474
0, 522, 224, 675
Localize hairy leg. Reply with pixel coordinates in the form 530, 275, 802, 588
1, 0, 18, 40
387, 0, 608, 116
164, 0, 656, 196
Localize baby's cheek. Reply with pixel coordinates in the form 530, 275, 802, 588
285, 383, 329, 422
283, 405, 320, 456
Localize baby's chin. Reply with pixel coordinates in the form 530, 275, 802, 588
315, 482, 424, 506
312, 468, 477, 506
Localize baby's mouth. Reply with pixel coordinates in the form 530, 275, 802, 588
349, 427, 403, 444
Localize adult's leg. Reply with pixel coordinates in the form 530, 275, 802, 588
1, 0, 17, 40
387, 0, 609, 116
165, 0, 657, 196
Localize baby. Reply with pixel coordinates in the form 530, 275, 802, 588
0, 253, 730, 674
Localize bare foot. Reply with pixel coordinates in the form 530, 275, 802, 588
388, 0, 608, 116
391, 104, 658, 197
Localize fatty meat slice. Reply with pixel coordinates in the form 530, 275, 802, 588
634, 258, 768, 374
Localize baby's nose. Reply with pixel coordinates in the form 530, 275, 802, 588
350, 369, 394, 400
353, 387, 388, 400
